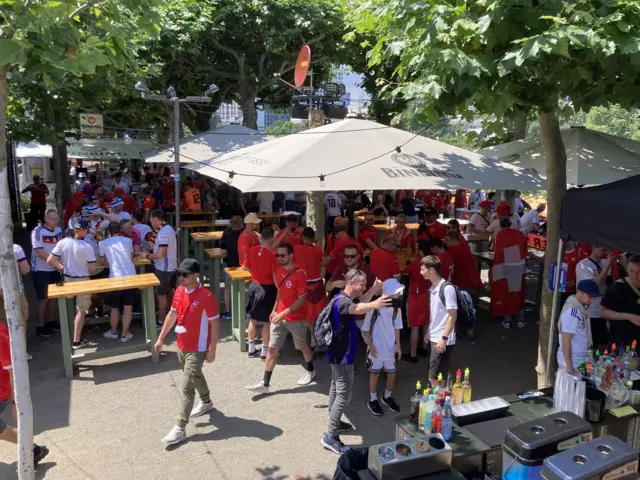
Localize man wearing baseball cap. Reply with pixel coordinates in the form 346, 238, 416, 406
557, 279, 601, 374
114, 187, 138, 213
155, 258, 220, 446
238, 213, 261, 264
99, 197, 130, 223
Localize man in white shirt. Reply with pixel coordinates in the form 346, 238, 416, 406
132, 211, 153, 251
520, 203, 546, 235
557, 279, 600, 374
421, 255, 457, 389
256, 191, 275, 213
468, 200, 492, 234
101, 198, 130, 223
99, 222, 137, 343
0, 244, 32, 359
467, 189, 485, 210
114, 172, 130, 194
576, 246, 613, 349
145, 209, 178, 329
324, 192, 344, 233
30, 209, 63, 337
47, 220, 97, 350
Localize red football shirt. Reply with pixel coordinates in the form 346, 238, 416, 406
243, 245, 276, 284
417, 222, 447, 241
143, 196, 156, 211
0, 323, 12, 401
64, 198, 82, 226
325, 232, 337, 255
369, 247, 400, 281
275, 266, 307, 321
385, 227, 415, 252
277, 228, 303, 247
238, 229, 259, 262
29, 183, 49, 205
123, 194, 138, 213
171, 284, 219, 352
357, 225, 378, 249
564, 248, 583, 293
439, 251, 454, 281
327, 237, 364, 275
294, 244, 323, 281
403, 258, 431, 296
447, 244, 482, 290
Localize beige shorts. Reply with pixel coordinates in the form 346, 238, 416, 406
269, 321, 310, 350
0, 292, 29, 327
64, 276, 92, 313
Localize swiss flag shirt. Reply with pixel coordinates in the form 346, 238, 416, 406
275, 266, 307, 322
369, 247, 400, 281
0, 323, 12, 401
243, 245, 277, 284
294, 244, 323, 281
277, 228, 303, 247
171, 285, 219, 352
417, 222, 447, 241
238, 229, 260, 262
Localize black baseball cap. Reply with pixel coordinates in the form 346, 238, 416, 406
424, 207, 438, 216
177, 258, 200, 274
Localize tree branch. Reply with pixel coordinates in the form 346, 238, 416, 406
69, 0, 108, 20
516, 98, 537, 107
211, 38, 240, 60
258, 52, 267, 79
198, 65, 239, 81
7, 0, 33, 39
305, 34, 326, 46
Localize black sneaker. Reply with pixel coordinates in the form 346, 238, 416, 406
33, 444, 49, 468
404, 355, 419, 364
338, 420, 354, 433
247, 349, 261, 358
72, 339, 89, 350
367, 399, 384, 417
381, 396, 401, 412
47, 321, 61, 332
457, 332, 477, 344
418, 347, 429, 358
37, 325, 52, 338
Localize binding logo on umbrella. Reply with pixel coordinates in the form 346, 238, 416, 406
391, 152, 427, 168
381, 152, 463, 179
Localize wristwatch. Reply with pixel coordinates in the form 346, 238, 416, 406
442, 335, 448, 341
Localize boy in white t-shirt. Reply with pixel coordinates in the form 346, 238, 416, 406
363, 278, 404, 417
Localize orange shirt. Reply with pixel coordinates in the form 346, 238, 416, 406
243, 245, 276, 284
358, 225, 378, 249
238, 229, 259, 262
417, 222, 447, 241
294, 244, 323, 281
369, 247, 400, 281
275, 266, 307, 321
403, 258, 431, 296
277, 228, 303, 247
184, 187, 201, 211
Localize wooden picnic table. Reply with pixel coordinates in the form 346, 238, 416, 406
205, 248, 226, 306
180, 221, 216, 258
466, 233, 490, 253
354, 215, 388, 234
97, 257, 151, 274
48, 273, 160, 378
191, 231, 223, 274
225, 267, 251, 352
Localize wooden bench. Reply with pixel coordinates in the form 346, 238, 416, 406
180, 221, 217, 259
167, 209, 218, 224
48, 273, 160, 378
224, 267, 251, 352
191, 231, 223, 272
205, 248, 226, 306
98, 257, 151, 274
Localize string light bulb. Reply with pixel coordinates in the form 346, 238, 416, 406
319, 174, 325, 187
227, 171, 235, 185
395, 146, 401, 153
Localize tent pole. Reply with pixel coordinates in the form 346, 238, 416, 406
545, 238, 564, 387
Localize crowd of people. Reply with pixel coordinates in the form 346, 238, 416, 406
3, 178, 640, 461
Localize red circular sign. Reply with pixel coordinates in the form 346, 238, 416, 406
294, 45, 311, 88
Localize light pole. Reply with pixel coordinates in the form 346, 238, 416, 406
135, 82, 219, 257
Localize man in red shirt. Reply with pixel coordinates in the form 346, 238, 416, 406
114, 187, 138, 213
64, 190, 86, 227
155, 258, 220, 445
0, 323, 50, 465
247, 243, 314, 393
22, 175, 49, 228
428, 238, 453, 281
358, 213, 378, 250
403, 240, 432, 362
454, 189, 467, 210
273, 214, 303, 248
385, 214, 415, 254
417, 207, 447, 242
322, 226, 364, 279
445, 219, 469, 249
370, 234, 401, 281
238, 213, 261, 264
325, 217, 347, 258
141, 187, 158, 224
243, 227, 277, 360
294, 228, 325, 328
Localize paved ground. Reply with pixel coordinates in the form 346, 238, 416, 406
0, 232, 543, 479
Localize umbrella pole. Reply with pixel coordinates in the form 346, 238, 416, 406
545, 238, 564, 387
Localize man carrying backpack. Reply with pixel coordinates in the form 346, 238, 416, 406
421, 255, 459, 390
321, 269, 388, 455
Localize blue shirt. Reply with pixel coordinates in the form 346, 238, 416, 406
327, 292, 359, 365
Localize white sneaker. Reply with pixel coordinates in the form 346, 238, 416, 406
161, 425, 186, 445
26, 353, 33, 361
103, 330, 119, 340
297, 369, 317, 386
190, 400, 214, 418
517, 321, 525, 329
501, 320, 511, 329
246, 382, 269, 393
119, 333, 134, 343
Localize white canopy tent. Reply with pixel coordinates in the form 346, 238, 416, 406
478, 126, 640, 186
185, 119, 545, 192
144, 123, 267, 164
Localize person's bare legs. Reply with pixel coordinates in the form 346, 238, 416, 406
369, 372, 380, 397
264, 346, 279, 372
410, 327, 419, 357
46, 299, 57, 325
248, 319, 258, 342
224, 286, 231, 315
157, 294, 168, 324
36, 299, 48, 327
300, 346, 314, 363
385, 372, 396, 393
261, 323, 270, 349
121, 305, 133, 337
0, 425, 17, 444
109, 308, 120, 335
73, 311, 86, 343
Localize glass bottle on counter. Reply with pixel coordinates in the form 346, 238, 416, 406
462, 368, 472, 403
452, 369, 463, 405
445, 372, 453, 399
431, 398, 443, 434
442, 397, 453, 441
601, 363, 613, 393
418, 389, 430, 432
410, 381, 422, 425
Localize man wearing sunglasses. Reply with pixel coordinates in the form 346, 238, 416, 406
156, 258, 220, 446
326, 245, 376, 300
247, 243, 314, 393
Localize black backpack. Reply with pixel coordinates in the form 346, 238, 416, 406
438, 281, 476, 332
313, 294, 341, 353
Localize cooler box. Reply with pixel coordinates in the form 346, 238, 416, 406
541, 435, 638, 480
502, 412, 592, 480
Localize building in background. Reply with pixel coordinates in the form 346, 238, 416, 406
215, 101, 243, 125
257, 108, 291, 131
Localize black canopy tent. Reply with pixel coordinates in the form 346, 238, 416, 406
560, 174, 640, 253
545, 174, 640, 384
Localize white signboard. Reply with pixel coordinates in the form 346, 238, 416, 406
80, 113, 103, 136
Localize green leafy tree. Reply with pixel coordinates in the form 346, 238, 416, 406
351, 0, 640, 386
0, 2, 160, 477
263, 120, 306, 136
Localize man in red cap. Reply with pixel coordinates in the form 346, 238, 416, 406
114, 187, 138, 213
469, 200, 493, 234
64, 190, 86, 227
22, 175, 49, 227
492, 217, 527, 328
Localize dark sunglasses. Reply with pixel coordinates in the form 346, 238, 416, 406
275, 253, 289, 258
343, 254, 357, 259
179, 272, 195, 278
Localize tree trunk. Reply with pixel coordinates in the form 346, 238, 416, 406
51, 140, 70, 210
0, 65, 35, 480
536, 110, 568, 388
505, 107, 528, 142
306, 110, 326, 247
240, 94, 258, 130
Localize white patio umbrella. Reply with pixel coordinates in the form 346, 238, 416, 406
144, 123, 267, 164
185, 119, 545, 192
479, 126, 640, 186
